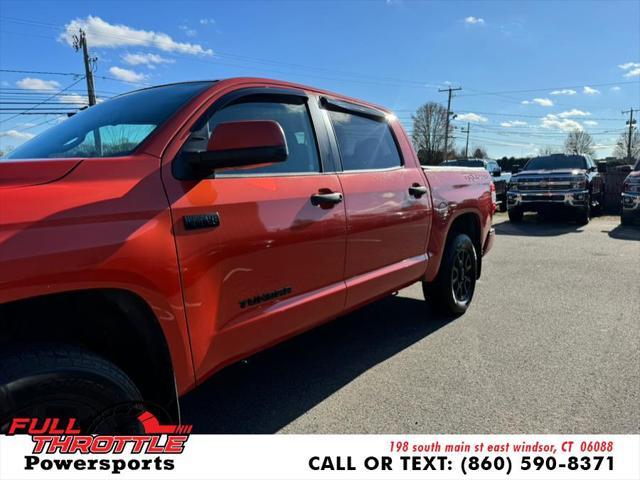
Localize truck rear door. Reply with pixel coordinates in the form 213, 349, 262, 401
161, 88, 347, 380
321, 99, 432, 309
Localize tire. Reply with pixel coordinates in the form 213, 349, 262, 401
423, 233, 477, 316
593, 192, 604, 216
592, 203, 602, 216
576, 202, 590, 225
621, 214, 632, 226
508, 208, 523, 223
0, 344, 142, 434
498, 197, 508, 212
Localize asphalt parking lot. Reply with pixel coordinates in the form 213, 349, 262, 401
181, 213, 640, 434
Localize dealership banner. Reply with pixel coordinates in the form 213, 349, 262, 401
0, 434, 638, 479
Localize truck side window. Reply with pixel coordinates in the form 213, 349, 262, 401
328, 111, 402, 171
184, 101, 321, 175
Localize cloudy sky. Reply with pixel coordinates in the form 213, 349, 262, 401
1, 0, 639, 158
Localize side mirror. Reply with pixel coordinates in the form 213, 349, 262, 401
597, 161, 608, 174
185, 120, 288, 175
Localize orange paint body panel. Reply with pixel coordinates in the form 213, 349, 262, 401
0, 78, 494, 397
0, 155, 196, 392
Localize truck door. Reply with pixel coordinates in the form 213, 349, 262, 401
161, 88, 347, 380
322, 98, 432, 309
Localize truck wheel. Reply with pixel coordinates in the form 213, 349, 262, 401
592, 196, 603, 216
508, 208, 523, 222
423, 233, 477, 316
0, 345, 143, 434
576, 204, 590, 225
621, 214, 631, 225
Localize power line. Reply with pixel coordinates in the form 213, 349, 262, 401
456, 81, 640, 97
471, 128, 618, 137
0, 112, 73, 115
467, 135, 564, 148
0, 108, 78, 111
469, 123, 620, 135
13, 117, 60, 132
0, 101, 88, 105
0, 77, 84, 124
2, 16, 638, 98
0, 87, 116, 94
93, 74, 152, 87
0, 68, 81, 77
397, 110, 627, 121
0, 17, 438, 89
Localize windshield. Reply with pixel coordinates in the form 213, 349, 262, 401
6, 82, 214, 159
524, 155, 587, 171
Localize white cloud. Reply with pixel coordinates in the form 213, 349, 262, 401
583, 86, 600, 95
557, 109, 591, 118
618, 62, 640, 70
199, 18, 215, 25
583, 120, 598, 126
500, 120, 528, 128
179, 25, 197, 37
58, 93, 89, 104
59, 16, 213, 56
464, 16, 485, 25
109, 66, 146, 83
0, 130, 35, 140
122, 52, 174, 67
610, 86, 621, 92
540, 114, 582, 132
532, 98, 553, 107
457, 113, 488, 123
550, 89, 577, 96
16, 77, 61, 91
623, 68, 640, 78
522, 98, 553, 107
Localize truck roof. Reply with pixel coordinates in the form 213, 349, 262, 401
121, 77, 393, 116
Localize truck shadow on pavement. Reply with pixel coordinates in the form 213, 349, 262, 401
602, 224, 640, 241
493, 213, 585, 237
180, 295, 455, 433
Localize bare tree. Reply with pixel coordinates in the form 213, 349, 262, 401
472, 147, 488, 159
564, 130, 595, 156
613, 130, 640, 163
540, 145, 559, 156
411, 102, 454, 165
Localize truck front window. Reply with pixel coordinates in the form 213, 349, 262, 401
6, 82, 214, 160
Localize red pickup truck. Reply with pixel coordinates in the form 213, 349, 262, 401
0, 78, 494, 429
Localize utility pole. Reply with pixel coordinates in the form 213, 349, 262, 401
622, 108, 636, 161
438, 86, 461, 162
461, 122, 470, 159
73, 29, 97, 106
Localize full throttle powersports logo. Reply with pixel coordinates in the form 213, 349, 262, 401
6, 410, 192, 474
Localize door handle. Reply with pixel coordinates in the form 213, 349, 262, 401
310, 192, 343, 207
408, 185, 428, 198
